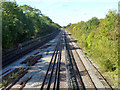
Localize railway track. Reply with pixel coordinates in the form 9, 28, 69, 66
41, 32, 62, 89
1, 29, 113, 89
2, 30, 60, 68
64, 30, 113, 89
40, 30, 113, 89
64, 31, 96, 89
0, 31, 61, 89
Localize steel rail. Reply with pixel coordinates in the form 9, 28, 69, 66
2, 30, 60, 67
40, 37, 60, 90
64, 32, 80, 89
64, 32, 72, 89
47, 37, 61, 90
20, 30, 59, 47
66, 31, 97, 89
55, 42, 62, 89
53, 36, 62, 90
86, 56, 113, 89
69, 32, 112, 89
53, 54, 59, 89
66, 37, 86, 89
46, 47, 59, 89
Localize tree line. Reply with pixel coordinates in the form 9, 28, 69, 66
2, 2, 61, 50
66, 10, 119, 87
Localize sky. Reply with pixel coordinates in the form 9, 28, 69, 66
13, 0, 119, 26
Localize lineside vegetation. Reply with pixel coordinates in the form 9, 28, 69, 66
66, 10, 119, 88
2, 2, 61, 50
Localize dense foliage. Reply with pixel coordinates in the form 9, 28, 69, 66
2, 2, 61, 49
66, 10, 119, 87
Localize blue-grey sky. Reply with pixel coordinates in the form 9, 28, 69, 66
15, 0, 119, 26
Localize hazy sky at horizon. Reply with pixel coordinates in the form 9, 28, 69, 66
15, 0, 119, 26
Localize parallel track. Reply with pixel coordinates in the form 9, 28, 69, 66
65, 30, 113, 89
2, 30, 60, 67
1, 29, 113, 89
41, 32, 62, 89
64, 32, 81, 89
64, 31, 96, 89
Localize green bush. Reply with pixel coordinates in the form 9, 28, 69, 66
2, 2, 61, 49
66, 10, 118, 87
